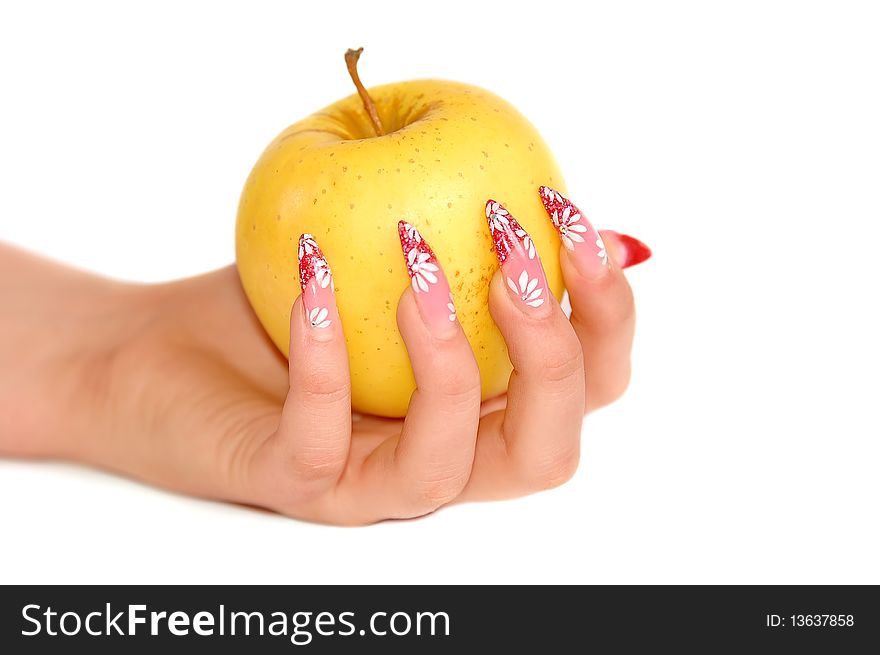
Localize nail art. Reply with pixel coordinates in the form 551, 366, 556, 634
485, 200, 548, 309
298, 233, 335, 330
397, 221, 458, 331
539, 186, 609, 278
604, 230, 653, 268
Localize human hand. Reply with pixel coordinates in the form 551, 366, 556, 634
0, 188, 649, 525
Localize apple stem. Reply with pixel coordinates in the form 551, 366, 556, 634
345, 48, 385, 137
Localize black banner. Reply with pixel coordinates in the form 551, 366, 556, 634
0, 585, 876, 652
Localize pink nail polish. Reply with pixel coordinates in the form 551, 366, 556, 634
485, 200, 549, 311
298, 233, 337, 337
539, 186, 609, 279
398, 221, 458, 334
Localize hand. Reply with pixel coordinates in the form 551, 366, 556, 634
0, 188, 649, 525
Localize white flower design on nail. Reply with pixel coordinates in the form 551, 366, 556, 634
486, 201, 510, 232
447, 292, 457, 322
298, 233, 319, 260
596, 235, 608, 265
552, 206, 589, 251
540, 186, 565, 205
515, 227, 536, 259
308, 306, 331, 329
407, 248, 439, 293
315, 266, 332, 289
507, 269, 544, 308
403, 222, 422, 244
486, 200, 509, 218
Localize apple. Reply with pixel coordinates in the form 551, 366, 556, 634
236, 50, 566, 417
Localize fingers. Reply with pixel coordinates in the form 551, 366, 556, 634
254, 235, 352, 508
244, 191, 648, 520
464, 201, 585, 498
538, 187, 649, 411
363, 222, 481, 518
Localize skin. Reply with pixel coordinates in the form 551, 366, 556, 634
0, 228, 637, 526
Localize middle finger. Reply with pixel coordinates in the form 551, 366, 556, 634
464, 201, 585, 499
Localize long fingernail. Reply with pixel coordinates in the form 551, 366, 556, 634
397, 221, 458, 336
485, 200, 549, 312
298, 233, 337, 340
603, 230, 653, 268
539, 186, 609, 279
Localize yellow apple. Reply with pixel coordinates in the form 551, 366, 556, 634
236, 55, 566, 417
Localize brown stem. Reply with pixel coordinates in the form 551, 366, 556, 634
345, 48, 385, 137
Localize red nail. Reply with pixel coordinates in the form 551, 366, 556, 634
298, 233, 337, 338
397, 221, 458, 334
604, 231, 653, 268
539, 185, 609, 279
486, 200, 549, 311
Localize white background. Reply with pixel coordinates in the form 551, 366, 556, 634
1, 0, 878, 584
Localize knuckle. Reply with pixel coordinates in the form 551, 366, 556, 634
537, 340, 584, 386
290, 446, 348, 485
520, 446, 581, 491
407, 470, 469, 512
267, 455, 344, 513
438, 357, 480, 391
425, 364, 481, 410
296, 366, 350, 404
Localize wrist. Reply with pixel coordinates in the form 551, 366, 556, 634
0, 246, 169, 460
